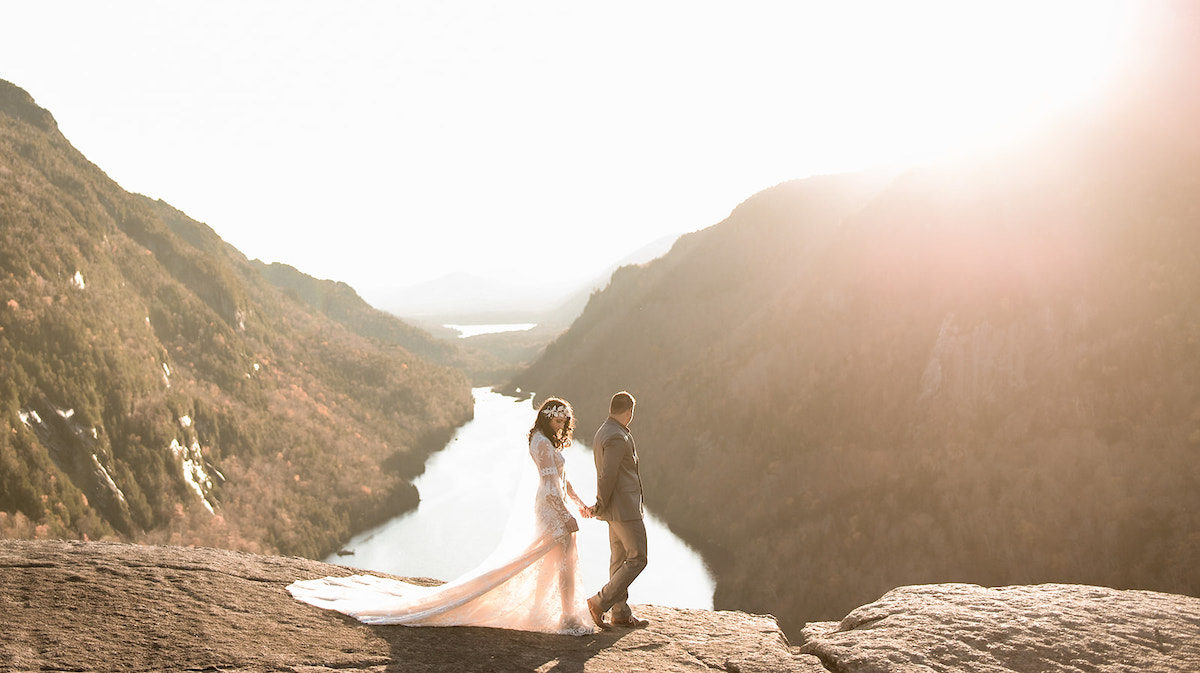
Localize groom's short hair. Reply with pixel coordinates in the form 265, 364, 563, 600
610, 391, 635, 415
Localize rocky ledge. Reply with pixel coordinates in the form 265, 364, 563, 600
3, 541, 1198, 672
799, 583, 1200, 672
0, 540, 815, 672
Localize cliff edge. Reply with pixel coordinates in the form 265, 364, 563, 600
799, 583, 1200, 672
3, 540, 1197, 672
0, 540, 814, 672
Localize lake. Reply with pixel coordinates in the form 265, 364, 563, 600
443, 323, 537, 338
326, 388, 715, 610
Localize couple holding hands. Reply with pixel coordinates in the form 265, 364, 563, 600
289, 391, 649, 636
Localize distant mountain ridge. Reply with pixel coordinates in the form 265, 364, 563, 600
510, 11, 1200, 640
252, 260, 454, 361
538, 233, 680, 329
366, 234, 682, 383
251, 260, 515, 384
376, 271, 546, 320
377, 234, 679, 327
0, 79, 473, 557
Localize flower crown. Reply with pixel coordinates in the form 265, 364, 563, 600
541, 405, 570, 419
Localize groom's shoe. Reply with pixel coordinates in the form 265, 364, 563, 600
612, 614, 650, 628
586, 595, 612, 630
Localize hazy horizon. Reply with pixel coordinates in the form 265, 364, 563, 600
1, 1, 1147, 308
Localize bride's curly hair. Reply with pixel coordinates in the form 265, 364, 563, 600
528, 397, 575, 448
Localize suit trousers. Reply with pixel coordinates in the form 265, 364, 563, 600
595, 517, 648, 619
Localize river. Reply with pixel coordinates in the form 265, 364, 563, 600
326, 388, 715, 610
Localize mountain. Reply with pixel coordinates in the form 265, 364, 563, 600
252, 261, 463, 363
509, 9, 1200, 639
0, 79, 473, 558
376, 235, 679, 328
250, 261, 512, 384
537, 233, 681, 330
364, 236, 681, 384
375, 272, 558, 321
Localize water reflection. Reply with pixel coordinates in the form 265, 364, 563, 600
327, 388, 715, 610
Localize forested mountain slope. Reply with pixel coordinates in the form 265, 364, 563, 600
0, 80, 473, 558
510, 12, 1200, 637
252, 260, 511, 384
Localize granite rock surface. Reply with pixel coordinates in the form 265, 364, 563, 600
0, 539, 818, 672
799, 583, 1200, 673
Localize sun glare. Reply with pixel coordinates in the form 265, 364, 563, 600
791, 0, 1140, 167
0, 1, 1148, 295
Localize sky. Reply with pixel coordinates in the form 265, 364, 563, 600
1, 1, 1144, 309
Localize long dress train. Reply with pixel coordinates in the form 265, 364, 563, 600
287, 431, 594, 636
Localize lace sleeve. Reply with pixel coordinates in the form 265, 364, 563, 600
531, 434, 559, 480
530, 434, 575, 540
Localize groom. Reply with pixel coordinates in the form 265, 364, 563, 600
585, 391, 649, 629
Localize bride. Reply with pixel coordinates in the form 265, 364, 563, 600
287, 397, 596, 635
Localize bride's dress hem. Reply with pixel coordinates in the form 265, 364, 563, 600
287, 431, 594, 637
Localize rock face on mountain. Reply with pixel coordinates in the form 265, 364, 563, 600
799, 583, 1200, 673
0, 540, 817, 672
510, 8, 1200, 641
0, 80, 473, 558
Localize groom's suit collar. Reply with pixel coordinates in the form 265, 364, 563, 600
606, 416, 631, 433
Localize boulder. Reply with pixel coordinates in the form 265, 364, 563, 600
799, 583, 1200, 672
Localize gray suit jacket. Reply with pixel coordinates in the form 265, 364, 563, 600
593, 417, 643, 521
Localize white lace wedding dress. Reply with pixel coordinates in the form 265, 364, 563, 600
287, 431, 594, 636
